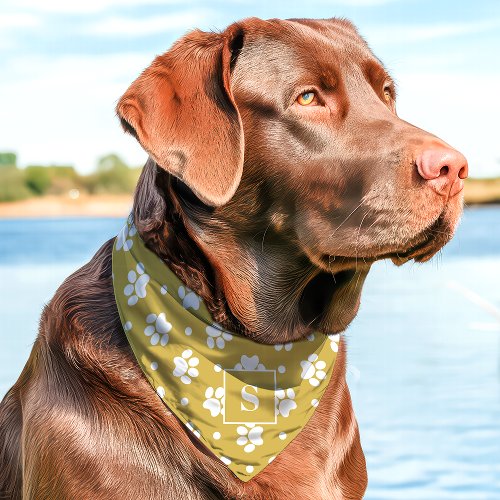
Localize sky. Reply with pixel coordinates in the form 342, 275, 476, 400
1, 0, 499, 177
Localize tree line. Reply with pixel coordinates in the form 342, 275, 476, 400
0, 152, 141, 202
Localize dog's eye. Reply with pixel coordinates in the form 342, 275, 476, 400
297, 91, 316, 106
383, 88, 392, 102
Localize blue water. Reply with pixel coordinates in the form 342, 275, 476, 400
0, 207, 499, 498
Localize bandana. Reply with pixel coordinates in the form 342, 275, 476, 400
112, 215, 340, 481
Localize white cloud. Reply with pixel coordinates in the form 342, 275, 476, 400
0, 12, 40, 29
328, 0, 403, 4
365, 19, 500, 44
85, 10, 211, 36
0, 12, 42, 49
5, 0, 189, 14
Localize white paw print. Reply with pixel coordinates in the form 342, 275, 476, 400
173, 349, 200, 384
234, 355, 266, 371
202, 386, 225, 417
275, 388, 297, 417
274, 342, 293, 352
236, 424, 263, 453
144, 312, 172, 346
124, 262, 149, 306
116, 216, 137, 251
206, 323, 233, 349
328, 333, 340, 352
178, 286, 201, 310
300, 354, 327, 387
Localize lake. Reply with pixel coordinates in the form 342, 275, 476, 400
1, 206, 499, 499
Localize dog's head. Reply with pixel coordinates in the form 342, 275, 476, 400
117, 18, 468, 343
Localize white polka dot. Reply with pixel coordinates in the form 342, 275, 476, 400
246, 465, 254, 473
279, 432, 286, 440
311, 399, 319, 407
185, 327, 192, 336
160, 285, 168, 295
220, 456, 231, 465
307, 333, 315, 341
180, 397, 189, 406
156, 386, 165, 398
278, 365, 286, 374
150, 361, 158, 370
123, 321, 132, 332
213, 431, 221, 440
268, 456, 275, 464
214, 364, 222, 372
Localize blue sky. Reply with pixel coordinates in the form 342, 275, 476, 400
1, 0, 499, 177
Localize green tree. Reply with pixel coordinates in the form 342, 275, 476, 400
84, 153, 137, 193
25, 166, 52, 195
0, 167, 31, 201
0, 152, 17, 168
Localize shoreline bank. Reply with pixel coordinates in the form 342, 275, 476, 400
0, 194, 132, 219
0, 188, 498, 219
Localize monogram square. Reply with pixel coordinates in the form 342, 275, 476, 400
223, 369, 277, 424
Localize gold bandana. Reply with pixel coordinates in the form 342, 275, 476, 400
112, 215, 340, 481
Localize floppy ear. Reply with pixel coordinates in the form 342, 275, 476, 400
117, 27, 244, 206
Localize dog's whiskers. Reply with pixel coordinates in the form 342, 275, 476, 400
354, 209, 371, 271
329, 202, 364, 238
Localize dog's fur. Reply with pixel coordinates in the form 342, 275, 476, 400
0, 17, 466, 499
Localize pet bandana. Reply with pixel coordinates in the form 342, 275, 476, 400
112, 215, 340, 481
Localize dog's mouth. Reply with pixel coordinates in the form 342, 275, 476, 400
315, 212, 452, 269
369, 212, 453, 265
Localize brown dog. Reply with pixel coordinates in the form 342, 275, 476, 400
0, 17, 467, 499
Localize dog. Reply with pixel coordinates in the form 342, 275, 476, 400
0, 17, 467, 499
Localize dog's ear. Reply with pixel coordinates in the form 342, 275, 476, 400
117, 26, 244, 206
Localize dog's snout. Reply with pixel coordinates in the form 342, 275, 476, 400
416, 146, 468, 198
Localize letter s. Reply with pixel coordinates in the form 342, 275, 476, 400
241, 385, 259, 412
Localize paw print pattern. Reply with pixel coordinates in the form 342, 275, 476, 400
300, 354, 328, 387
116, 216, 137, 251
206, 323, 233, 349
274, 342, 293, 352
202, 386, 225, 417
178, 286, 201, 310
236, 424, 264, 453
234, 355, 266, 371
144, 312, 172, 346
328, 333, 340, 352
173, 349, 200, 385
275, 388, 297, 417
124, 262, 149, 306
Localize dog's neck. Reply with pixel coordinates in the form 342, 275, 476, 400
132, 159, 368, 344
132, 160, 312, 343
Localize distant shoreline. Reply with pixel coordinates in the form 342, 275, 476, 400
0, 194, 133, 219
0, 188, 498, 219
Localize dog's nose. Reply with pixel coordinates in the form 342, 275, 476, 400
416, 146, 468, 198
